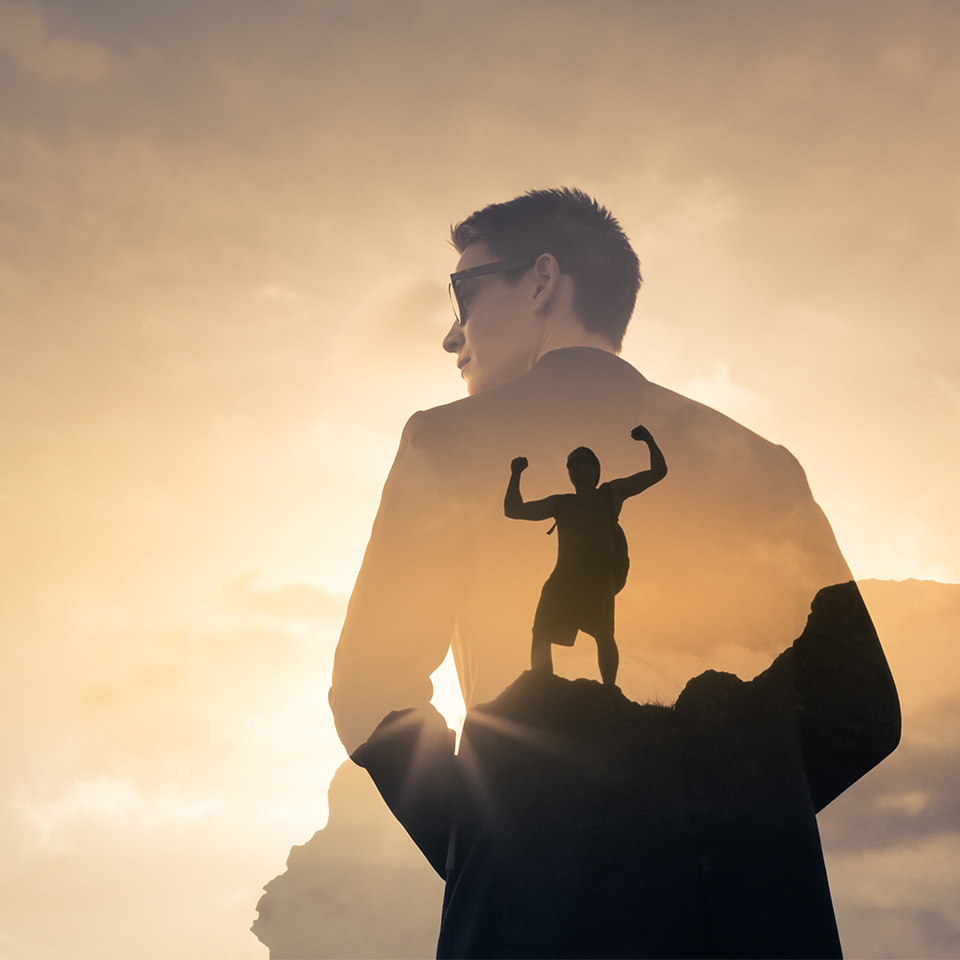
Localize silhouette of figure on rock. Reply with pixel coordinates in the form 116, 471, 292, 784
505, 425, 667, 686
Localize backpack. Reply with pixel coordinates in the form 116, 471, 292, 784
611, 520, 630, 595
547, 493, 630, 595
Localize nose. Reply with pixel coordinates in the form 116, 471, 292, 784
442, 319, 464, 354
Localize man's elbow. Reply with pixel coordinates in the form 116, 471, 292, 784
328, 684, 369, 757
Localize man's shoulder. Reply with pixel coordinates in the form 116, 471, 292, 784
407, 348, 646, 429
396, 396, 477, 453
641, 377, 770, 438
396, 367, 549, 445
642, 379, 803, 471
404, 349, 804, 480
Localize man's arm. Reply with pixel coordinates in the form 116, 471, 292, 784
504, 456, 564, 521
330, 412, 463, 755
604, 424, 668, 506
754, 581, 900, 812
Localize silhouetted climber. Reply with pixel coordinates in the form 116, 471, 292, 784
505, 426, 667, 686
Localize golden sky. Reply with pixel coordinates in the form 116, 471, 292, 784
1, 1, 959, 956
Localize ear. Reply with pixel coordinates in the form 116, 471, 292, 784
530, 253, 562, 314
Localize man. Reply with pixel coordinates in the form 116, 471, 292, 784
505, 427, 667, 686
301, 188, 897, 959
330, 187, 852, 755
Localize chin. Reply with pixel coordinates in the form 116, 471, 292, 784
463, 371, 488, 396
468, 371, 521, 396
464, 360, 531, 396
466, 376, 496, 397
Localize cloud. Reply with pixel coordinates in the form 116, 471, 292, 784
338, 274, 453, 373
0, 0, 111, 82
839, 514, 960, 583
66, 621, 327, 759
876, 788, 929, 816
222, 574, 348, 624
834, 903, 960, 959
932, 369, 960, 422
17, 776, 223, 848
820, 732, 960, 854
677, 360, 773, 433
645, 177, 743, 251
827, 831, 960, 926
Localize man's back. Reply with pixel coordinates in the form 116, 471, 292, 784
331, 347, 851, 750
553, 483, 624, 559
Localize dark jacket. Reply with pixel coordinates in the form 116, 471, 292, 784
354, 581, 900, 959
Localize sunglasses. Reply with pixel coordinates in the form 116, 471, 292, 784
448, 259, 536, 325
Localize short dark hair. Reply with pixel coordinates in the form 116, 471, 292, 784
567, 446, 601, 480
450, 188, 641, 350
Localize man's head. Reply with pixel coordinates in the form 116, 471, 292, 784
442, 188, 642, 396
567, 446, 601, 490
452, 188, 640, 344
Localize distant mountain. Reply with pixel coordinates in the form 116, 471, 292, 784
820, 578, 960, 960
251, 758, 443, 959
